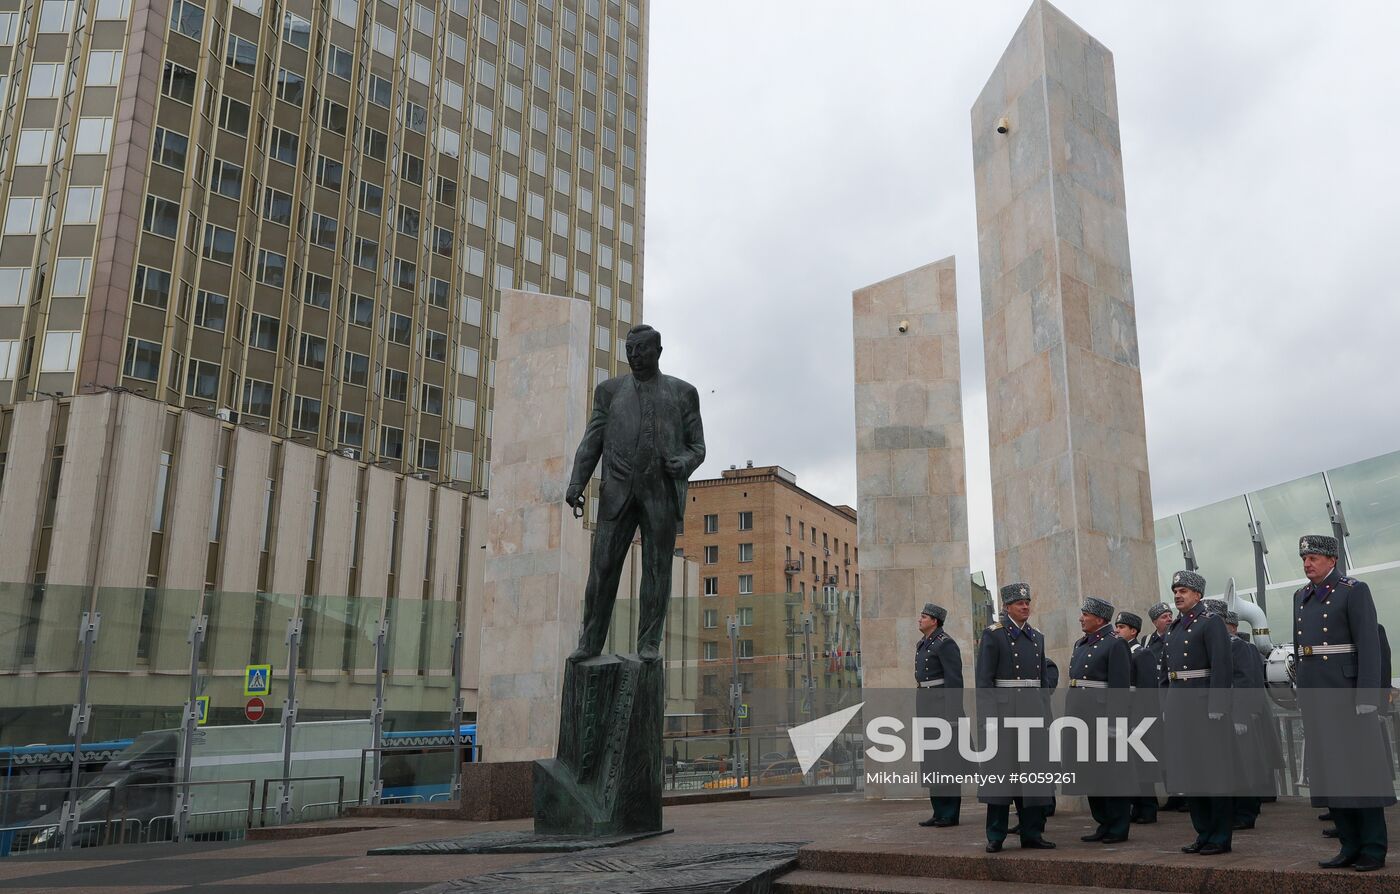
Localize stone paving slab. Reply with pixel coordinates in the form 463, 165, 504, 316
403, 841, 805, 894
371, 827, 673, 854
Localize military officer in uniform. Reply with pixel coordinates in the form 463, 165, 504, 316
976, 583, 1055, 852
1068, 597, 1132, 843
1114, 610, 1161, 824
1160, 571, 1234, 856
1145, 602, 1185, 813
1221, 609, 1273, 830
915, 602, 963, 827
1294, 535, 1392, 872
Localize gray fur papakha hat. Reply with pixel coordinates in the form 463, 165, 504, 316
921, 603, 947, 622
1224, 611, 1239, 625
1171, 570, 1206, 595
1000, 582, 1031, 604
1299, 534, 1338, 558
1148, 602, 1172, 621
1080, 596, 1114, 620
1115, 611, 1143, 631
1203, 598, 1228, 616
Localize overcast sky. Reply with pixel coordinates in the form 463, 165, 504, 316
639, 1, 1400, 588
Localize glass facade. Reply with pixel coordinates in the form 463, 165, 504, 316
0, 0, 647, 488
1155, 448, 1400, 639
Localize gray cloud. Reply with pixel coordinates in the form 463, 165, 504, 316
643, 1, 1400, 587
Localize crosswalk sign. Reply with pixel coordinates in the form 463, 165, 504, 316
195, 696, 210, 726
738, 703, 749, 720
244, 664, 272, 697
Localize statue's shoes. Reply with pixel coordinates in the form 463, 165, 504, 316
568, 648, 599, 662
638, 647, 662, 661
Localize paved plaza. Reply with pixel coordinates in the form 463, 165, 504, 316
1, 796, 1394, 893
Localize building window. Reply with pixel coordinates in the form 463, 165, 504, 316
133, 266, 171, 308
738, 606, 754, 626
161, 60, 196, 101
303, 273, 331, 308
250, 312, 279, 350
420, 383, 443, 415
75, 117, 114, 153
186, 359, 219, 399
704, 577, 718, 595
225, 34, 256, 72
269, 127, 298, 165
202, 224, 235, 264
424, 329, 447, 361
785, 515, 792, 535
143, 195, 180, 238
291, 395, 321, 432
387, 313, 412, 345
281, 11, 310, 48
316, 156, 343, 191
169, 0, 203, 39
194, 289, 226, 330
122, 337, 161, 380
63, 187, 103, 225
418, 439, 440, 470
383, 368, 408, 402
703, 642, 718, 661
359, 181, 383, 216
738, 639, 754, 659
738, 575, 753, 596
738, 543, 753, 563
85, 51, 123, 87
210, 159, 242, 199
40, 331, 82, 373
52, 258, 92, 296
297, 333, 326, 369
341, 351, 369, 386
16, 129, 56, 165
380, 425, 404, 459
327, 44, 352, 79
738, 511, 753, 531
276, 68, 305, 105
256, 249, 286, 286
703, 610, 717, 629
242, 378, 273, 417
703, 513, 718, 534
703, 545, 718, 565
339, 412, 365, 447
219, 96, 250, 135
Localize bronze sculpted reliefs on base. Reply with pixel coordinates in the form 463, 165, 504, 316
535, 324, 706, 836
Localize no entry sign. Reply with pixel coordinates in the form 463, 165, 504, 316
245, 697, 266, 722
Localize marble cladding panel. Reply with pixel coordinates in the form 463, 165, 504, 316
853, 258, 973, 699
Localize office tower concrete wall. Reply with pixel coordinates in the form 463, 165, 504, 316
853, 257, 972, 691
972, 0, 1157, 669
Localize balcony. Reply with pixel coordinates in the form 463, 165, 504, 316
783, 560, 802, 575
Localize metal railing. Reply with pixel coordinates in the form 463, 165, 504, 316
0, 778, 256, 857
356, 743, 479, 806
257, 775, 345, 827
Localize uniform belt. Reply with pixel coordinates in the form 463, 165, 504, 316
1169, 669, 1211, 680
994, 679, 1041, 688
1069, 679, 1107, 689
1300, 643, 1356, 657
918, 679, 945, 688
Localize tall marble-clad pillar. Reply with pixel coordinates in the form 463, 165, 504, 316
972, 1, 1158, 670
476, 290, 592, 762
853, 258, 972, 692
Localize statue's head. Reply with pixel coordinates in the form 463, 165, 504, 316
625, 325, 662, 376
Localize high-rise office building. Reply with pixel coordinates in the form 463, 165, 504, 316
0, 0, 647, 489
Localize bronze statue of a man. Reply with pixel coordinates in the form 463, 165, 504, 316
565, 324, 705, 662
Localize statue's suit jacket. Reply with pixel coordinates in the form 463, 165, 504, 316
568, 372, 706, 522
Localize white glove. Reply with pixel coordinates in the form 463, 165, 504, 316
1358, 704, 1378, 715
1233, 723, 1248, 735
1208, 712, 1223, 720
